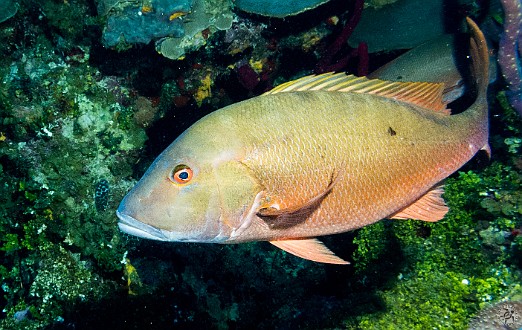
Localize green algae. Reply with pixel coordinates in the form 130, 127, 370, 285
349, 86, 522, 326
349, 160, 522, 327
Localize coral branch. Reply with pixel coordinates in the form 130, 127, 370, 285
498, 0, 522, 116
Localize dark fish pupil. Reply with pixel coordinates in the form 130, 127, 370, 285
179, 171, 189, 180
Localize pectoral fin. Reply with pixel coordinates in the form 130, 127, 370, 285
257, 172, 339, 229
390, 185, 448, 222
270, 238, 349, 265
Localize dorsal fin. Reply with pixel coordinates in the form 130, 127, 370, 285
265, 73, 450, 114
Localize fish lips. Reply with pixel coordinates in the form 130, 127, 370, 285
116, 210, 171, 241
116, 209, 229, 243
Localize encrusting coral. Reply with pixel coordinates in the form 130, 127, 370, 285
498, 0, 522, 116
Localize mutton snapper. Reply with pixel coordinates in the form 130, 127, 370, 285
117, 18, 489, 264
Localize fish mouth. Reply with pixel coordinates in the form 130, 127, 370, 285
116, 210, 226, 243
116, 210, 170, 241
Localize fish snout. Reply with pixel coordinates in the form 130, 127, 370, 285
116, 209, 169, 241
116, 184, 228, 243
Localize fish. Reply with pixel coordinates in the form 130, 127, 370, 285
116, 18, 489, 265
368, 34, 467, 103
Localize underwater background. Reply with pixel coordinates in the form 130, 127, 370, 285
0, 0, 521, 329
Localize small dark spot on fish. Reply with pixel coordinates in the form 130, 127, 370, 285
388, 127, 397, 136
396, 75, 403, 80
94, 179, 110, 212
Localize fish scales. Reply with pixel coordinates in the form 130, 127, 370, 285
215, 91, 481, 242
116, 18, 489, 264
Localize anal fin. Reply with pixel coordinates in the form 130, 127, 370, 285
390, 185, 448, 222
270, 238, 349, 265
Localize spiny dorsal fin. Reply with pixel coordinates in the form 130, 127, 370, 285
390, 185, 448, 222
270, 238, 349, 265
265, 73, 450, 115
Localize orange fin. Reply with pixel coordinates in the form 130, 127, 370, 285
390, 185, 448, 222
466, 17, 489, 101
265, 72, 450, 114
270, 238, 349, 265
257, 172, 339, 229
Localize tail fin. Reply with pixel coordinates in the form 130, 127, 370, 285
466, 17, 489, 102
466, 17, 490, 157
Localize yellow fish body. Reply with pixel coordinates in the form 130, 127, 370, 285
117, 19, 489, 264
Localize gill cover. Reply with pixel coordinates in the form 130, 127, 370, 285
213, 160, 262, 239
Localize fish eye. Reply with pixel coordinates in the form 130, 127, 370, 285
170, 165, 193, 184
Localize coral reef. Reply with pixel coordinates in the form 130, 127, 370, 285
0, 0, 521, 329
94, 179, 110, 212
0, 0, 18, 23
102, 1, 188, 46
0, 3, 147, 327
469, 301, 522, 329
156, 0, 233, 59
350, 161, 522, 328
99, 0, 233, 59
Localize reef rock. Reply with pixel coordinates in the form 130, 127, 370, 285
468, 301, 522, 330
98, 0, 233, 59
0, 0, 18, 23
